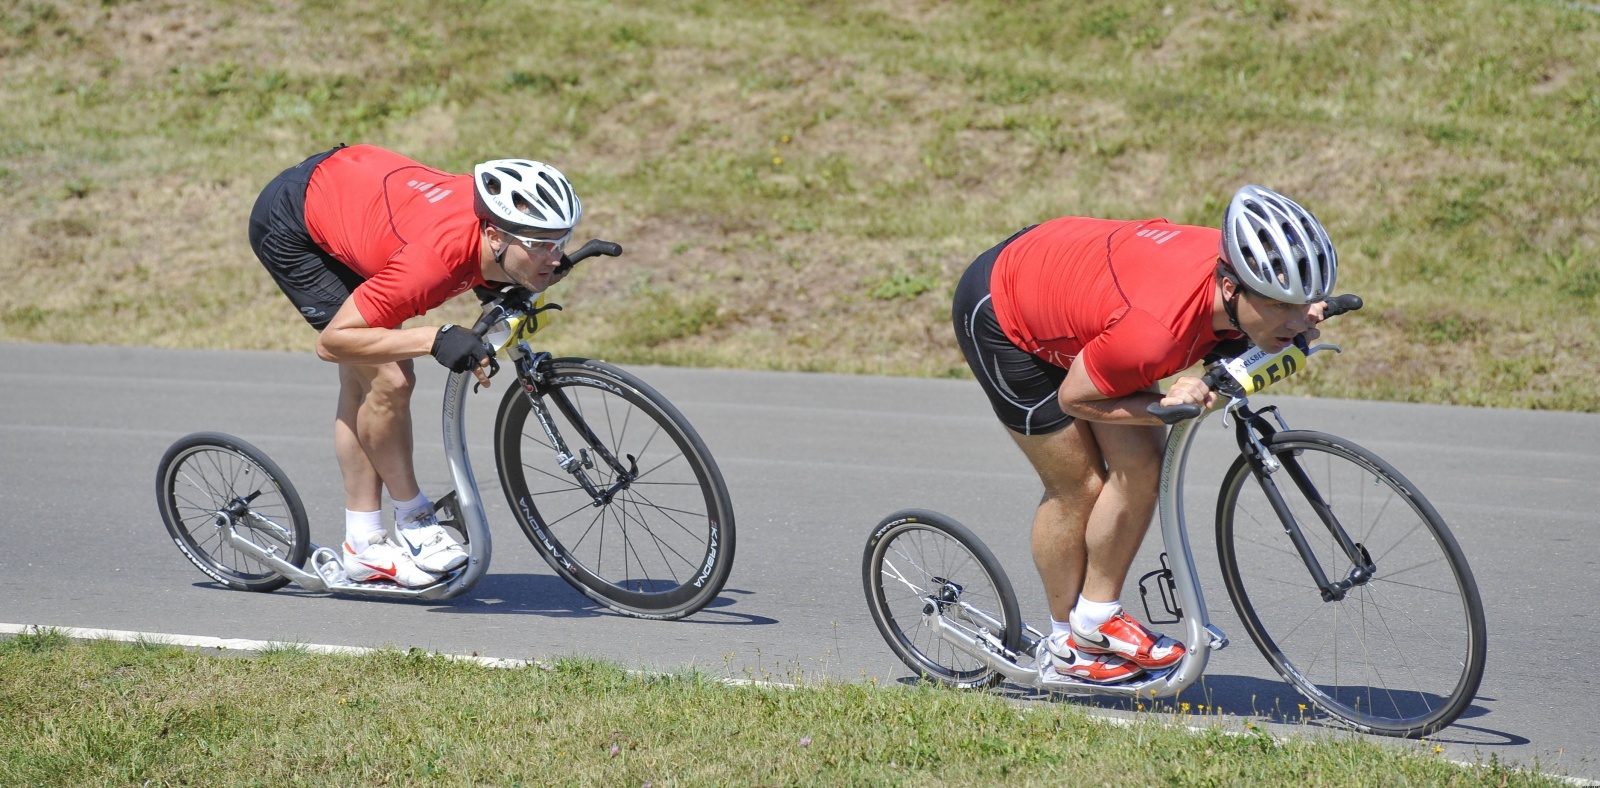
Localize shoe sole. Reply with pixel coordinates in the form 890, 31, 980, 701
1070, 639, 1184, 670
412, 553, 468, 573
1048, 661, 1145, 684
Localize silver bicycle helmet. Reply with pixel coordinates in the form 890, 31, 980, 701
1219, 184, 1336, 303
472, 159, 582, 233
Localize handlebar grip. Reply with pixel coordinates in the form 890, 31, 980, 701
557, 239, 624, 273
1148, 402, 1203, 424
1323, 293, 1363, 318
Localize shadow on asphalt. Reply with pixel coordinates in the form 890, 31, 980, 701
891, 671, 1526, 748
189, 575, 778, 625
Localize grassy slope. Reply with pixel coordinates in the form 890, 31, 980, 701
1, 0, 1597, 410
0, 635, 1557, 786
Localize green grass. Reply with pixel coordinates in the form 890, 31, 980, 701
0, 633, 1557, 786
1, 0, 1597, 407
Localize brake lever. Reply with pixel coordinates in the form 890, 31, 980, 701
473, 356, 501, 393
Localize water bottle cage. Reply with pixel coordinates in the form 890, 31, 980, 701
1137, 553, 1182, 625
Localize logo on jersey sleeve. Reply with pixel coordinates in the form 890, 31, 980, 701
406, 179, 453, 203
1135, 227, 1182, 244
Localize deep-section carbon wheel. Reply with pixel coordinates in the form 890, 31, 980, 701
1216, 430, 1486, 738
156, 432, 310, 592
863, 509, 1022, 689
495, 359, 734, 620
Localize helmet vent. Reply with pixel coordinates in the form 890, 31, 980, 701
511, 193, 546, 221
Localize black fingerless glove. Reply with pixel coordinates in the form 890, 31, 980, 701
430, 325, 490, 373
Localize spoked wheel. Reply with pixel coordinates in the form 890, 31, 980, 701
1217, 430, 1487, 738
155, 432, 310, 592
863, 509, 1022, 689
494, 358, 735, 620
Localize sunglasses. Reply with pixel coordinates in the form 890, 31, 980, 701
502, 228, 571, 255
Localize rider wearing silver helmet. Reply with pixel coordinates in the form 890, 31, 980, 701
474, 158, 583, 276
1217, 184, 1337, 328
950, 184, 1337, 684
249, 144, 584, 588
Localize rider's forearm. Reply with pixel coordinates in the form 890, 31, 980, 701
315, 325, 437, 366
1059, 391, 1165, 425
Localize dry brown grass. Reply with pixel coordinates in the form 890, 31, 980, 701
2, 0, 1597, 409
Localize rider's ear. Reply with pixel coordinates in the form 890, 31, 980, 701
1217, 272, 1237, 300
483, 225, 507, 253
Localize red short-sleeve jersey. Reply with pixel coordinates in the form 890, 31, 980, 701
303, 145, 485, 329
989, 217, 1234, 398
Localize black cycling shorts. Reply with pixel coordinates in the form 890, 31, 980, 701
951, 226, 1075, 436
248, 145, 362, 330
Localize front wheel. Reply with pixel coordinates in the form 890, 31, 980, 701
1216, 430, 1487, 738
494, 358, 735, 620
155, 432, 310, 592
863, 509, 1022, 689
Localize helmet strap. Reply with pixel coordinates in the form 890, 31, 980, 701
487, 223, 510, 268
1220, 274, 1244, 332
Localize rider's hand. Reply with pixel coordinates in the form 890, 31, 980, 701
430, 325, 492, 382
1296, 301, 1329, 345
1159, 375, 1217, 411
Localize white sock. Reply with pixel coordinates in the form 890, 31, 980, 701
1050, 618, 1072, 642
345, 510, 385, 552
392, 492, 430, 526
1069, 596, 1122, 634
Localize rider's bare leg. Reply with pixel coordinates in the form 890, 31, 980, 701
1010, 418, 1164, 622
1010, 421, 1104, 623
1077, 420, 1163, 604
334, 360, 421, 513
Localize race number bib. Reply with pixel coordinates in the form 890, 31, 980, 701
1222, 343, 1308, 395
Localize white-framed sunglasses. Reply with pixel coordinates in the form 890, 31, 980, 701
502, 227, 571, 255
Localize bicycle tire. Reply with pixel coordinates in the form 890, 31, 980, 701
1216, 429, 1487, 738
494, 358, 735, 620
863, 509, 1022, 689
155, 432, 310, 592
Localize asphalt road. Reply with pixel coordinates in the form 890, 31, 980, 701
2, 342, 1597, 780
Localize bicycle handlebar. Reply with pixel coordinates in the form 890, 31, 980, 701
557, 239, 624, 274
469, 239, 624, 337
1147, 293, 1364, 425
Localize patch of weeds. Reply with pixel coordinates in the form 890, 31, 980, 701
869, 267, 942, 301
610, 23, 651, 48
1544, 244, 1600, 298
610, 289, 725, 347
1407, 311, 1482, 344
506, 70, 578, 94
258, 642, 312, 658
1080, 6, 1133, 38
30, 216, 93, 238
1236, 0, 1295, 23
1425, 123, 1481, 146
1429, 175, 1504, 231
2, 305, 51, 331
0, 627, 70, 654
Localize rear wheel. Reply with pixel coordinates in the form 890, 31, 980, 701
155, 432, 310, 592
863, 509, 1021, 689
1216, 430, 1487, 738
495, 359, 735, 620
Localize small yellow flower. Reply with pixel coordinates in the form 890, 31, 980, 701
781, 134, 791, 143
1434, 745, 1443, 754
773, 157, 783, 166
1181, 702, 1190, 713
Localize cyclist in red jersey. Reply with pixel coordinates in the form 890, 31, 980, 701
248, 144, 584, 587
951, 185, 1338, 683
